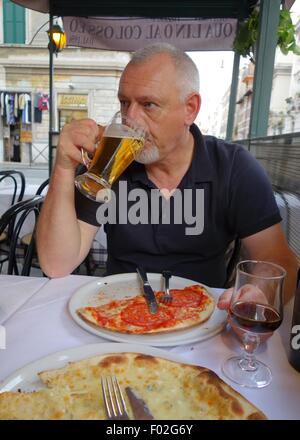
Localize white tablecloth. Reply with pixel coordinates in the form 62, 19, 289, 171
0, 274, 299, 420
0, 275, 49, 324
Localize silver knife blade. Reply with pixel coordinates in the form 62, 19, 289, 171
125, 386, 154, 420
136, 267, 158, 314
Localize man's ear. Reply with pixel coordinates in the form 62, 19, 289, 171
184, 93, 201, 125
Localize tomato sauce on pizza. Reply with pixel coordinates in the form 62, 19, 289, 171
77, 284, 215, 334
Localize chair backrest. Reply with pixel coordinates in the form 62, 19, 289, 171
0, 195, 44, 276
224, 238, 241, 288
36, 178, 50, 196
0, 170, 26, 205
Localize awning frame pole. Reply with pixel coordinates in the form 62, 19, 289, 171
48, 12, 54, 176
248, 0, 281, 138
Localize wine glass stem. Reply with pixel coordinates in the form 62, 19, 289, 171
239, 353, 258, 371
239, 333, 260, 371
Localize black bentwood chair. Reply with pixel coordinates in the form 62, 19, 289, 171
224, 238, 241, 288
0, 170, 26, 243
0, 170, 26, 269
35, 178, 50, 196
0, 170, 26, 206
20, 178, 50, 249
20, 179, 51, 275
0, 195, 44, 276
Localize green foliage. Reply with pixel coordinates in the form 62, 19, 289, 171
233, 9, 259, 58
233, 8, 300, 62
278, 9, 300, 56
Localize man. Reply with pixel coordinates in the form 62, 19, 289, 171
36, 43, 298, 306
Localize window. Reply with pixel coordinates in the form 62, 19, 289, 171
3, 0, 25, 44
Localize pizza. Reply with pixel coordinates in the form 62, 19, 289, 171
0, 352, 267, 420
77, 284, 215, 334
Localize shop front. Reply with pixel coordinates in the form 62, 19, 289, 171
57, 94, 88, 130
0, 90, 49, 164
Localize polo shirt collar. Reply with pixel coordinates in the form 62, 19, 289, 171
129, 123, 214, 185
189, 124, 214, 183
128, 161, 154, 187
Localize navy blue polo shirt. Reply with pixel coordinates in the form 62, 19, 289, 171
75, 124, 281, 287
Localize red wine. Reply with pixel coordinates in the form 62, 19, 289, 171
229, 301, 282, 333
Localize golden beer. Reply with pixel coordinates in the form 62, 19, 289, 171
88, 135, 144, 186
75, 111, 145, 201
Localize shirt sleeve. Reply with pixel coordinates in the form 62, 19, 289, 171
74, 186, 102, 226
227, 147, 282, 239
74, 164, 102, 226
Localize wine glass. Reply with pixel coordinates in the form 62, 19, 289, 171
222, 260, 286, 388
75, 111, 146, 202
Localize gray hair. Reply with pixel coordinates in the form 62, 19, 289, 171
128, 43, 199, 100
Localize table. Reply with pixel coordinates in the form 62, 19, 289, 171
0, 275, 49, 324
0, 274, 299, 420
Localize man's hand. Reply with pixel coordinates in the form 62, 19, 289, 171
217, 288, 233, 310
55, 119, 104, 171
217, 284, 268, 310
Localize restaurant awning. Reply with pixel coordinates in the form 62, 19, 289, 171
12, 0, 259, 19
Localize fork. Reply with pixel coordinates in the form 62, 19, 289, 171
159, 270, 173, 304
101, 376, 130, 420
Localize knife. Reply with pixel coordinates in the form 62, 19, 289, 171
136, 267, 158, 314
125, 386, 154, 420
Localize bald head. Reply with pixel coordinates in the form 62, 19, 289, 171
126, 43, 199, 101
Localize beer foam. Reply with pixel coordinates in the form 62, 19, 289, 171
105, 123, 143, 139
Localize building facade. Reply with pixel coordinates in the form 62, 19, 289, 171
233, 61, 254, 140
0, 0, 130, 165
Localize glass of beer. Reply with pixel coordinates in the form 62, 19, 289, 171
75, 111, 145, 201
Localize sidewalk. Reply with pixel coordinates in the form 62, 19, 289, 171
0, 162, 48, 186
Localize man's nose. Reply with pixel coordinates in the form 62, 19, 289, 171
125, 102, 142, 123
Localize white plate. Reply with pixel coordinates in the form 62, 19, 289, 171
68, 273, 227, 347
0, 343, 187, 393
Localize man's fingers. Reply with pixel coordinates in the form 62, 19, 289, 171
217, 288, 233, 310
96, 124, 105, 142
61, 119, 100, 145
217, 284, 269, 311
80, 118, 102, 143
71, 148, 83, 165
55, 118, 104, 171
238, 284, 268, 304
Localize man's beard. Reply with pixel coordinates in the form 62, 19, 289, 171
135, 143, 160, 164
